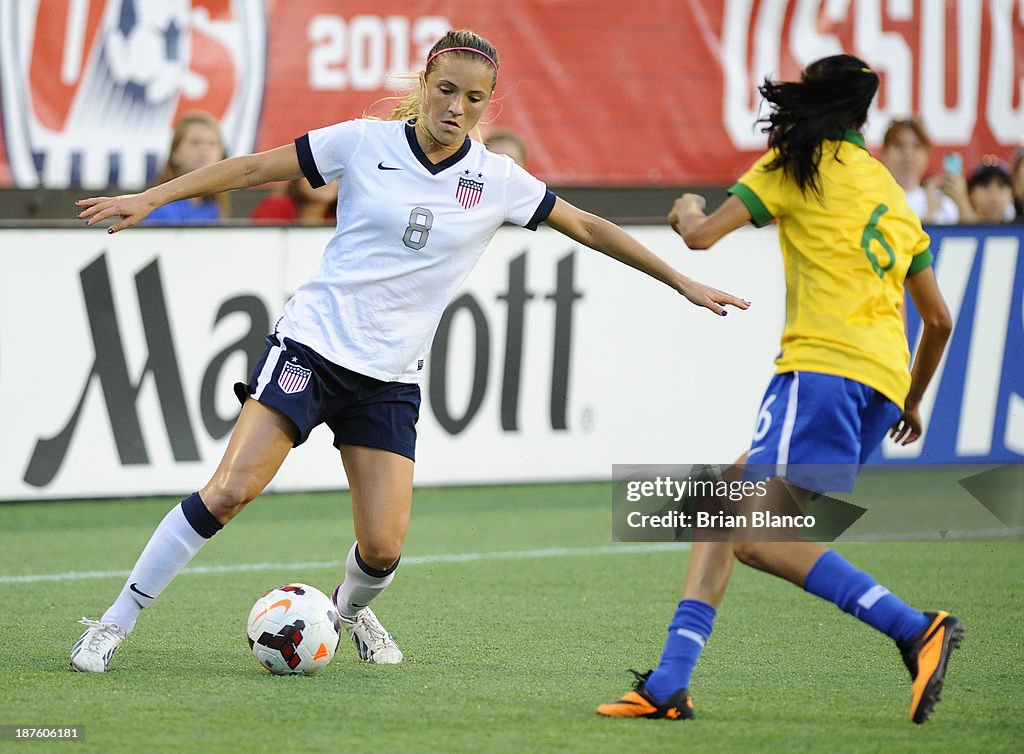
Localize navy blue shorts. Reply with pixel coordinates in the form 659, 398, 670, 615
744, 371, 902, 492
234, 335, 421, 460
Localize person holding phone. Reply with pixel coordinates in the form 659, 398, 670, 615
940, 149, 981, 223
879, 118, 958, 225
943, 154, 1017, 224
942, 151, 962, 176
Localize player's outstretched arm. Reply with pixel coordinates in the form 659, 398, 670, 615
543, 197, 750, 317
76, 144, 305, 233
891, 266, 953, 445
669, 194, 752, 250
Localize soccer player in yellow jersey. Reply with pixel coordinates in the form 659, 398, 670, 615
598, 54, 960, 725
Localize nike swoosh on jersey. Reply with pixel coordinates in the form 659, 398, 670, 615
747, 446, 766, 457
377, 162, 402, 171
129, 582, 155, 600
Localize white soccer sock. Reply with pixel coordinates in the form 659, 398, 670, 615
332, 543, 398, 620
101, 500, 214, 635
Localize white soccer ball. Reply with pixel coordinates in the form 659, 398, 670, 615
246, 583, 341, 675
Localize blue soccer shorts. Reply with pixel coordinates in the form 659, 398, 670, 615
743, 371, 902, 492
234, 335, 421, 460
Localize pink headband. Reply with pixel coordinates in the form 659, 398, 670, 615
426, 46, 498, 72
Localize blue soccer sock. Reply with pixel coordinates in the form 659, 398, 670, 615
644, 599, 716, 702
803, 550, 929, 642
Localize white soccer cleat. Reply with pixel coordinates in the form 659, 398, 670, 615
342, 608, 403, 664
70, 618, 125, 673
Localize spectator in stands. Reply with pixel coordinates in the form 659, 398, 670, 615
484, 127, 527, 167
966, 159, 1015, 223
146, 111, 228, 224
1010, 142, 1024, 221
947, 157, 1015, 224
250, 178, 338, 224
880, 117, 958, 224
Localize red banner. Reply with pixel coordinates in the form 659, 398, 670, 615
1, 0, 1021, 189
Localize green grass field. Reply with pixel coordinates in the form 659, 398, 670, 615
1, 480, 1021, 753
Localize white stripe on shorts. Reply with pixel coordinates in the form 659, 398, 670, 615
253, 340, 285, 400
776, 371, 801, 474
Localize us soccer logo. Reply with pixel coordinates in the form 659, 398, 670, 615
0, 0, 265, 189
278, 359, 311, 395
456, 170, 484, 209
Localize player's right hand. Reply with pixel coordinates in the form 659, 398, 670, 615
677, 276, 751, 317
668, 193, 707, 235
76, 193, 153, 234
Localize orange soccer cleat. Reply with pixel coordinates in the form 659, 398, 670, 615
596, 670, 695, 721
897, 610, 964, 724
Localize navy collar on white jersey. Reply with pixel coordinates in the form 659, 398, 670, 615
405, 121, 472, 175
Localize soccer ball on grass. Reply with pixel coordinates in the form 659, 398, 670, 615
246, 583, 341, 675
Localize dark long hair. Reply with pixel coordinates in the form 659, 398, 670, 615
758, 54, 879, 198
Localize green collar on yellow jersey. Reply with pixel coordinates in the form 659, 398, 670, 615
834, 129, 866, 150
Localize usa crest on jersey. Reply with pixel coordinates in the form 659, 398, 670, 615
456, 171, 484, 209
0, 0, 266, 189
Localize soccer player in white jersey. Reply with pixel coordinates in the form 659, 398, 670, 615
71, 29, 749, 673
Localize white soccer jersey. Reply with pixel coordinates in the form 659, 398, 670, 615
276, 118, 555, 382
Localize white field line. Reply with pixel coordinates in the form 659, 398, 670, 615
5, 527, 1020, 586
0, 542, 692, 585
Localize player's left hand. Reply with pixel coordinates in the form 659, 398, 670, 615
889, 408, 922, 445
677, 277, 750, 317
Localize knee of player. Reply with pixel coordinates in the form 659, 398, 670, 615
200, 483, 256, 521
732, 540, 768, 569
357, 539, 403, 572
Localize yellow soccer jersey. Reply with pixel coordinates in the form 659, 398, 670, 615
729, 130, 933, 408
